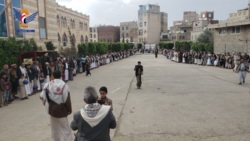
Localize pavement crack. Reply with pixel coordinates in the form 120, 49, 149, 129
113, 76, 135, 138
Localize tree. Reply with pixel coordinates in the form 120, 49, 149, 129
45, 41, 56, 51
197, 29, 213, 44
59, 27, 77, 59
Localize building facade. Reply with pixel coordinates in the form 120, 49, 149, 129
89, 27, 98, 42
120, 21, 138, 43
0, 0, 89, 50
138, 4, 168, 44
98, 26, 120, 43
191, 11, 218, 42
183, 11, 198, 23
209, 4, 250, 54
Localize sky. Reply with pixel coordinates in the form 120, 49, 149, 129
56, 0, 249, 27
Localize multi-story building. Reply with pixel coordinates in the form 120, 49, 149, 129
169, 21, 193, 41
183, 11, 198, 23
161, 12, 168, 32
209, 3, 250, 54
120, 21, 138, 43
89, 27, 98, 42
56, 4, 89, 48
138, 4, 168, 44
191, 11, 218, 41
97, 26, 120, 43
0, 0, 89, 49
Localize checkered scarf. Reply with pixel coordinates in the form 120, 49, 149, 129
83, 103, 102, 118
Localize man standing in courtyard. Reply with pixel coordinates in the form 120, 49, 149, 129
40, 70, 73, 141
134, 61, 143, 89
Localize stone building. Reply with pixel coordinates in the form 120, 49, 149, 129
0, 0, 89, 50
191, 11, 218, 42
98, 26, 120, 43
138, 4, 168, 44
209, 3, 250, 54
120, 21, 138, 43
183, 11, 198, 23
89, 27, 98, 42
169, 21, 193, 41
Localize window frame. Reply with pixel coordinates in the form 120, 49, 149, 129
0, 2, 8, 37
12, 0, 23, 38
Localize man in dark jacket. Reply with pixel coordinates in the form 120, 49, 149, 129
134, 61, 143, 89
42, 62, 52, 83
71, 86, 116, 141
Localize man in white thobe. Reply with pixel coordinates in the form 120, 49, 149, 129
40, 70, 73, 141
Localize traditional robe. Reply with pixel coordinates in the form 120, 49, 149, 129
40, 79, 72, 141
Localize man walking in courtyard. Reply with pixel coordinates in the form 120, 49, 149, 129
236, 58, 249, 85
134, 61, 143, 89
40, 70, 73, 141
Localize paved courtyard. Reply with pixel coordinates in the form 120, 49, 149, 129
0, 54, 250, 141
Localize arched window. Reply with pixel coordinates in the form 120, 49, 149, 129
58, 33, 61, 46
72, 34, 76, 44
64, 17, 67, 27
80, 35, 84, 44
85, 36, 88, 43
63, 33, 67, 47
61, 16, 64, 27
73, 20, 75, 29
57, 15, 60, 27
70, 19, 73, 28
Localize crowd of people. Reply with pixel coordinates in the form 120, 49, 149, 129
163, 50, 250, 84
163, 50, 250, 69
0, 50, 135, 108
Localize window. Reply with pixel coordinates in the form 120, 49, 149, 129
72, 34, 76, 44
80, 35, 84, 44
84, 23, 88, 31
90, 34, 92, 38
39, 17, 47, 39
58, 33, 61, 46
94, 34, 96, 38
90, 28, 92, 32
139, 30, 143, 35
144, 22, 147, 26
85, 36, 88, 42
232, 27, 240, 34
140, 22, 143, 27
126, 27, 128, 30
122, 27, 124, 30
61, 16, 64, 27
12, 0, 21, 8
218, 28, 226, 35
126, 33, 129, 37
12, 0, 23, 37
57, 15, 60, 27
64, 17, 67, 27
63, 33, 67, 46
0, 1, 7, 37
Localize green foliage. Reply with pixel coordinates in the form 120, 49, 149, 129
0, 37, 43, 70
175, 41, 192, 51
77, 42, 132, 56
45, 41, 56, 51
159, 42, 174, 49
197, 29, 213, 44
137, 43, 142, 49
191, 42, 213, 53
